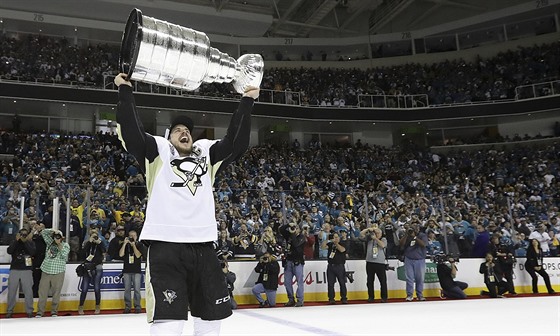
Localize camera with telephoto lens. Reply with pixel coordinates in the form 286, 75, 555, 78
53, 233, 63, 240
432, 254, 459, 264
288, 223, 297, 233
345, 271, 355, 283
129, 237, 135, 243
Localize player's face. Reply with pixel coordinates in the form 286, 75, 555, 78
170, 125, 193, 156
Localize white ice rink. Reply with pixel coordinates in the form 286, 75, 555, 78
1, 296, 559, 336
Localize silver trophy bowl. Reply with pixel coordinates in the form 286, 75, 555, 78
119, 8, 263, 93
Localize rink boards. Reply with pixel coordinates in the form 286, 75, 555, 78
1, 257, 559, 313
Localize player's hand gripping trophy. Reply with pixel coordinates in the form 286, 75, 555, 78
119, 8, 263, 93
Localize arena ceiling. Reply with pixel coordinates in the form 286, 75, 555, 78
0, 0, 541, 39
169, 0, 534, 36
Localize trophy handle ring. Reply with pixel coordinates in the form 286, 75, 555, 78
120, 8, 143, 79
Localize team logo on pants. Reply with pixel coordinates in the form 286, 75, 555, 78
163, 289, 177, 304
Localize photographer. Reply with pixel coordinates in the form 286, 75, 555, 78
107, 225, 127, 261
119, 229, 146, 313
399, 224, 428, 301
78, 227, 106, 315
435, 254, 468, 299
360, 227, 388, 303
31, 222, 46, 298
321, 232, 348, 304
252, 252, 280, 307
479, 253, 508, 298
36, 228, 69, 318
488, 233, 517, 295
280, 222, 306, 307
6, 228, 36, 318
221, 260, 237, 309
525, 239, 555, 294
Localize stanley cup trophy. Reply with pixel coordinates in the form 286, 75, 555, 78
119, 8, 263, 94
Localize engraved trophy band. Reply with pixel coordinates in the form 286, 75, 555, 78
119, 8, 263, 93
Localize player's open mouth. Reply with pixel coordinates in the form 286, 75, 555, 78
180, 137, 188, 143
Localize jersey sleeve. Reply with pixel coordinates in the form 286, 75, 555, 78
116, 85, 159, 172
209, 96, 254, 175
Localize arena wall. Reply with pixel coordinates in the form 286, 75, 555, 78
1, 258, 559, 313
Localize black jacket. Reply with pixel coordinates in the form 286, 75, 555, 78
122, 241, 147, 274
479, 261, 504, 284
83, 240, 106, 266
280, 225, 305, 264
108, 236, 125, 261
255, 260, 280, 290
525, 246, 544, 270
32, 232, 46, 267
436, 263, 456, 290
7, 238, 36, 270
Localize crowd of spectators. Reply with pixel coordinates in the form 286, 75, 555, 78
441, 126, 560, 146
1, 130, 559, 264
1, 33, 559, 106
0, 34, 117, 87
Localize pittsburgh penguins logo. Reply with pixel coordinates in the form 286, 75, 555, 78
170, 155, 208, 195
162, 289, 177, 304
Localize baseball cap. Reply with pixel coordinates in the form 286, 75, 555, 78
170, 115, 194, 134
